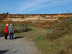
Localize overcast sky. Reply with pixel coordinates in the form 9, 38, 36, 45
0, 0, 72, 14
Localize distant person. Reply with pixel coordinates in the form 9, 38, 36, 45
8, 24, 14, 40
4, 24, 9, 39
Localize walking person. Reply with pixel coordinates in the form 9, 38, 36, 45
4, 24, 9, 39
8, 24, 14, 40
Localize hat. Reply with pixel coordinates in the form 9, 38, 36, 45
10, 24, 12, 26
6, 24, 9, 26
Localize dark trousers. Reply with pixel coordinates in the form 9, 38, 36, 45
10, 33, 13, 39
5, 33, 8, 39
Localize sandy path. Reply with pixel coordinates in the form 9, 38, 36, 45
0, 36, 41, 54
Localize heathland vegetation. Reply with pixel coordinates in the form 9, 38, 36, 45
0, 14, 72, 54
47, 16, 72, 40
36, 16, 72, 54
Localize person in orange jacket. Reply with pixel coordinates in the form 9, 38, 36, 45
4, 24, 9, 39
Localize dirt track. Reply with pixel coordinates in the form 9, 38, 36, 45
0, 36, 41, 54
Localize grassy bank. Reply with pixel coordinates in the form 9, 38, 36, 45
35, 33, 72, 54
47, 16, 72, 40
35, 16, 72, 54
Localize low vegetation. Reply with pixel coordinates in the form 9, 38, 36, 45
0, 24, 5, 34
46, 16, 72, 40
36, 33, 72, 54
35, 16, 72, 54
14, 24, 31, 33
34, 20, 59, 29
